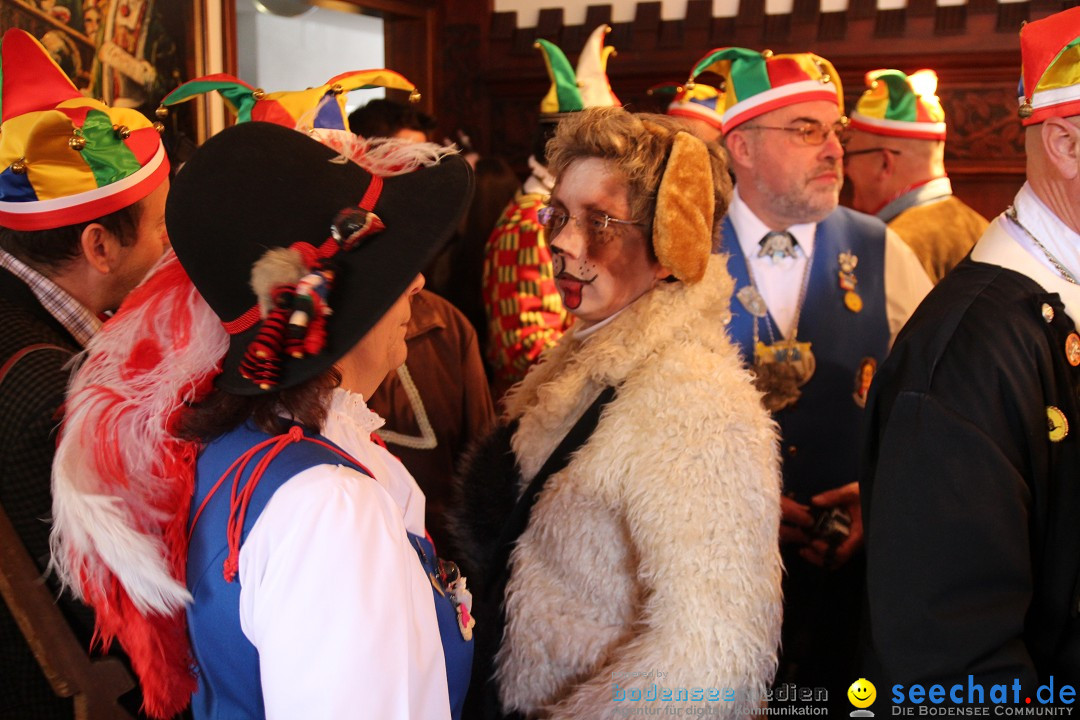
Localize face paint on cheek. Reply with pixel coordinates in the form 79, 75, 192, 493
552, 253, 565, 277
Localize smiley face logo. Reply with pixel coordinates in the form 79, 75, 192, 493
848, 678, 877, 709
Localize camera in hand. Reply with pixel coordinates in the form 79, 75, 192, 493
810, 505, 851, 547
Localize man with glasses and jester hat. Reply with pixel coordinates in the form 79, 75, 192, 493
696, 47, 932, 707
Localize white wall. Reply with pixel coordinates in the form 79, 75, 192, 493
235, 1, 385, 116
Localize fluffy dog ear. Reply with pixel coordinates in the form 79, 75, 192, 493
653, 131, 714, 284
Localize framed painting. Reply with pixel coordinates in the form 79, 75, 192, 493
0, 0, 235, 153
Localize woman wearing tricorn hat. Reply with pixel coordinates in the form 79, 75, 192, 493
455, 107, 782, 719
49, 117, 475, 719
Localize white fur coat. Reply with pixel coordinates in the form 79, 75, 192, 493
495, 254, 783, 718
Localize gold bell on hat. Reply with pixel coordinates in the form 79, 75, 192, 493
68, 132, 86, 151
10, 158, 27, 175
816, 61, 831, 85
1019, 100, 1034, 119
408, 88, 421, 103
153, 121, 165, 133
252, 88, 266, 101
113, 124, 131, 139
155, 105, 169, 119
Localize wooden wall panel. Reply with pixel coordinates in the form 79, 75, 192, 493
431, 0, 1072, 218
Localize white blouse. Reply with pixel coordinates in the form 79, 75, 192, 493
237, 389, 451, 720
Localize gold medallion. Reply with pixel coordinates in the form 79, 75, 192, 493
844, 291, 863, 313
1067, 333, 1080, 367
1048, 406, 1069, 442
752, 340, 816, 412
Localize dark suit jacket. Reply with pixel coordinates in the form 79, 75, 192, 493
0, 265, 85, 719
862, 259, 1080, 694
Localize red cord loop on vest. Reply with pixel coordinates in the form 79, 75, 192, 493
188, 426, 375, 583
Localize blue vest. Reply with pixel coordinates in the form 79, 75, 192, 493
186, 422, 472, 719
722, 208, 891, 498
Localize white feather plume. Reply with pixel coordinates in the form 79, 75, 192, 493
304, 120, 458, 177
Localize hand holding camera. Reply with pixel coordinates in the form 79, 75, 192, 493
782, 482, 863, 569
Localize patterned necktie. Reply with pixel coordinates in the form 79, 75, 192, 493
758, 230, 798, 263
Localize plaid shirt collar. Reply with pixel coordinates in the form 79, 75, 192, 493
0, 249, 101, 347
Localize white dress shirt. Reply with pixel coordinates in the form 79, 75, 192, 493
972, 181, 1080, 325
238, 389, 451, 720
725, 187, 933, 343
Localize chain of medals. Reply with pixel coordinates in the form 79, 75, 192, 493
1006, 205, 1079, 285
737, 245, 818, 412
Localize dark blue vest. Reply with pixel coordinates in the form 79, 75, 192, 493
722, 207, 891, 498
186, 422, 472, 719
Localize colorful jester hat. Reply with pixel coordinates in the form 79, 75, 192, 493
1017, 5, 1080, 125
686, 47, 842, 135
649, 80, 725, 130
158, 68, 420, 132
849, 69, 946, 141
0, 29, 168, 231
535, 24, 620, 119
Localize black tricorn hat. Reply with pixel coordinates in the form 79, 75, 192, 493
166, 121, 473, 394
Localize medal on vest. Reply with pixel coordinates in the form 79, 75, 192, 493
838, 251, 862, 313
737, 285, 768, 318
853, 356, 877, 409
737, 254, 817, 412
753, 339, 817, 412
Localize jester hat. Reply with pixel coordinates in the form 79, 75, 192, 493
159, 69, 419, 132
0, 29, 168, 231
687, 47, 842, 135
849, 69, 946, 140
1017, 6, 1080, 125
535, 25, 620, 118
650, 80, 725, 130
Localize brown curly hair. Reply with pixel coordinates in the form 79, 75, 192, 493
545, 107, 732, 238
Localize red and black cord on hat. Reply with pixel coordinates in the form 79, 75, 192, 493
222, 177, 385, 390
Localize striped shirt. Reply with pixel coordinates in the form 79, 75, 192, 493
0, 250, 101, 347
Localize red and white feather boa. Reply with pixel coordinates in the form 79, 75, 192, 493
50, 253, 227, 718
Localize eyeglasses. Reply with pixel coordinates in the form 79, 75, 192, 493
740, 119, 849, 146
842, 147, 902, 164
537, 205, 647, 237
